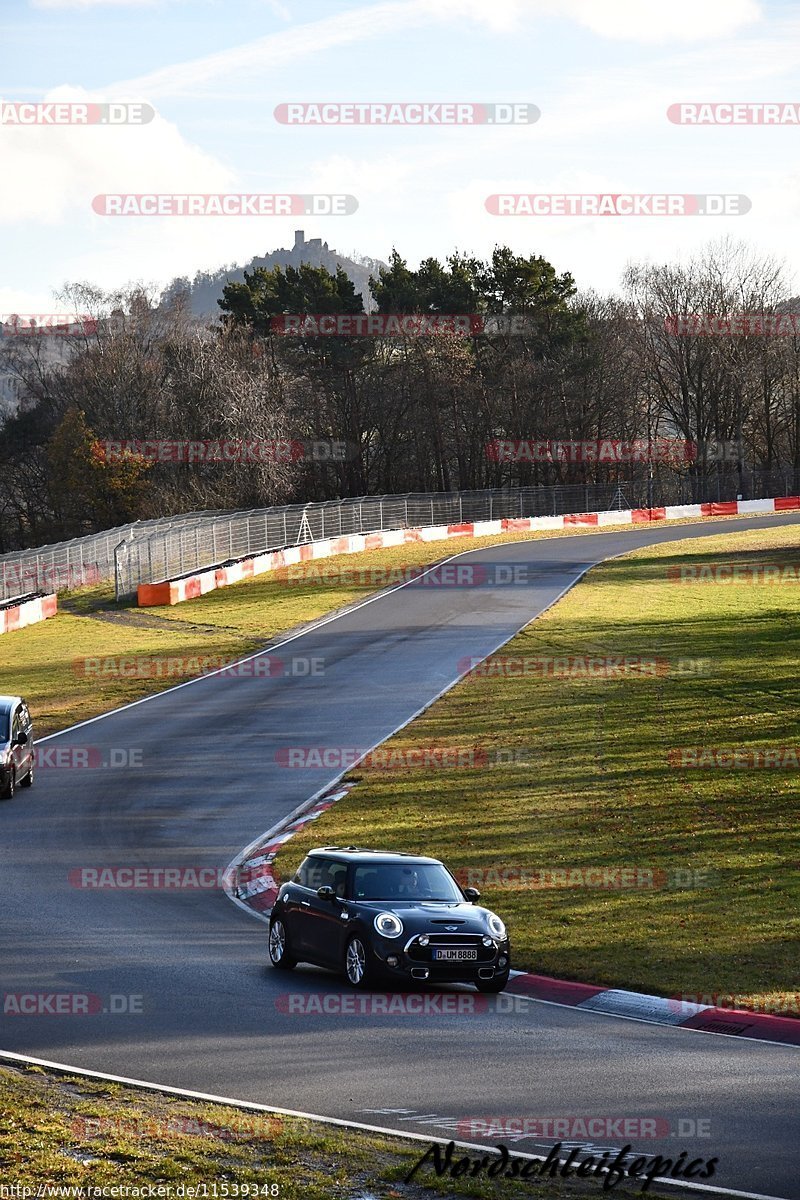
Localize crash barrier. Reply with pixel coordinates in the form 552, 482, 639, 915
0, 592, 57, 634
137, 496, 799, 606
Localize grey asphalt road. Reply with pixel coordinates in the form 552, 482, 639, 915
1, 515, 798, 1197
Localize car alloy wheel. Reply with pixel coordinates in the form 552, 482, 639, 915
268, 918, 296, 970
1, 770, 15, 801
345, 935, 368, 987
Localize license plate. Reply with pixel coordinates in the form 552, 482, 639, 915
433, 948, 478, 961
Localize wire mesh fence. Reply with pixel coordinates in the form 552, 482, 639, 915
0, 511, 224, 605
1, 468, 798, 605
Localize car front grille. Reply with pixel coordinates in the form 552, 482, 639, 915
405, 932, 496, 963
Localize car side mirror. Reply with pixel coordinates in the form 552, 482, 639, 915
14, 732, 26, 747
317, 885, 335, 901
463, 886, 481, 902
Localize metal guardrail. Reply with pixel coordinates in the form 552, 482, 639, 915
1, 471, 797, 603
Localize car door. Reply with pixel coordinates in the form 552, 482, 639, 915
301, 857, 349, 967
279, 858, 319, 956
17, 701, 32, 779
10, 706, 25, 781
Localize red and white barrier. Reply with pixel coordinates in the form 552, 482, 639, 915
137, 497, 800, 607
0, 593, 57, 635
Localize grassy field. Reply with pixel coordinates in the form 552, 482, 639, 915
0, 1063, 682, 1198
0, 514, 772, 740
277, 524, 800, 1013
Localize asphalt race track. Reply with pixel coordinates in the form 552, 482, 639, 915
2, 515, 798, 1198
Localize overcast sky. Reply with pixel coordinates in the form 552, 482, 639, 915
2, 0, 799, 315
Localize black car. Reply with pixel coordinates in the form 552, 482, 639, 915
268, 846, 511, 992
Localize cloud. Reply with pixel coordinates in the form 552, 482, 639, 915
560, 0, 762, 43
31, 0, 158, 9
107, 0, 531, 99
0, 84, 234, 225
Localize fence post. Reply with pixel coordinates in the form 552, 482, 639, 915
114, 542, 125, 602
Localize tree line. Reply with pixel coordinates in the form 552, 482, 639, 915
1, 238, 799, 553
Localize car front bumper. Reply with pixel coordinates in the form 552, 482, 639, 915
373, 937, 511, 984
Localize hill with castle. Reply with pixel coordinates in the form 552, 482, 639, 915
163, 230, 387, 318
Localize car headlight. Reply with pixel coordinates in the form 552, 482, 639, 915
487, 912, 506, 940
374, 912, 403, 939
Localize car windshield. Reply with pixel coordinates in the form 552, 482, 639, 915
0, 711, 8, 742
352, 862, 462, 902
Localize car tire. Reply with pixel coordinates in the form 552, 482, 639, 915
344, 934, 371, 989
268, 917, 297, 970
1, 769, 15, 801
475, 973, 509, 994
20, 758, 34, 788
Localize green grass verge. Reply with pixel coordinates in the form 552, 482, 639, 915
0, 1064, 680, 1197
276, 525, 800, 1013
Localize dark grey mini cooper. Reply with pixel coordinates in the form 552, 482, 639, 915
268, 846, 511, 992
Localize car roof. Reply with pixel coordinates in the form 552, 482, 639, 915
308, 846, 444, 866
0, 696, 22, 713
